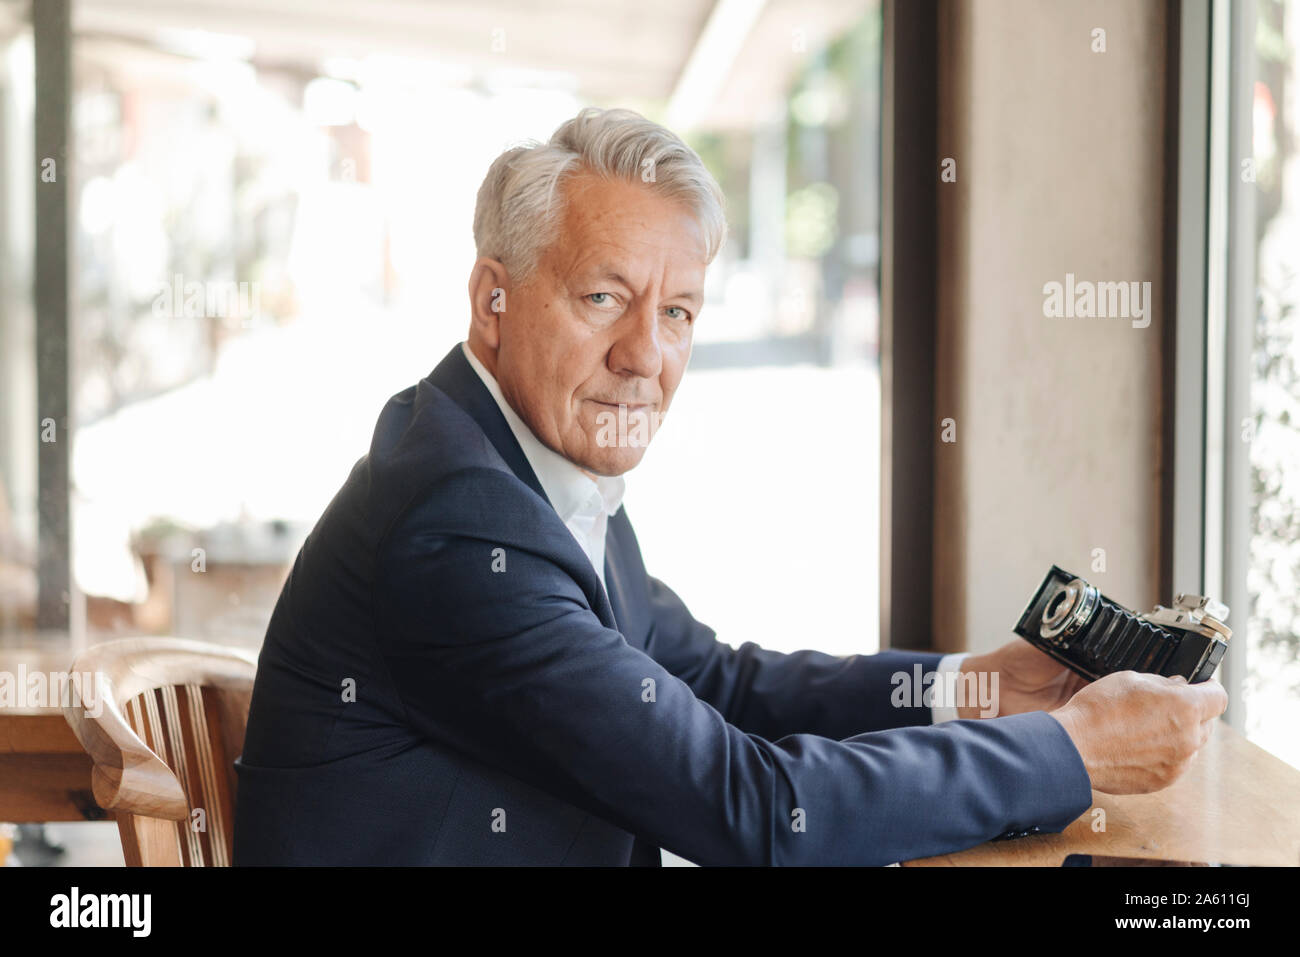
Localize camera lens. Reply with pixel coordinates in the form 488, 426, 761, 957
1040, 578, 1099, 641
1045, 588, 1072, 622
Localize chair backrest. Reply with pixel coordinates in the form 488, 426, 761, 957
62, 637, 257, 866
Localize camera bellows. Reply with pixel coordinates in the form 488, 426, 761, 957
1013, 566, 1229, 683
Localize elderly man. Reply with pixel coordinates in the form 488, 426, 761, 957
233, 107, 1226, 866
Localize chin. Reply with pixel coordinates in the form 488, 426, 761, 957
581, 444, 648, 477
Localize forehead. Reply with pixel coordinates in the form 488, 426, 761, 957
549, 173, 708, 276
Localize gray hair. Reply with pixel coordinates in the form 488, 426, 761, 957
472, 107, 727, 284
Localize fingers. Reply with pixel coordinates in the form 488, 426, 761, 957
1164, 674, 1228, 720
1184, 678, 1229, 720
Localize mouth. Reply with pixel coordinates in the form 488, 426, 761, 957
588, 399, 654, 413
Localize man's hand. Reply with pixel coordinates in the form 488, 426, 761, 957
1048, 671, 1228, 793
955, 638, 1090, 720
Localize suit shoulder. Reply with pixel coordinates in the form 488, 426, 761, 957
368, 378, 501, 484
364, 379, 548, 542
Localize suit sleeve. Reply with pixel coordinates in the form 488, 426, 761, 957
372, 471, 1093, 865
640, 573, 949, 739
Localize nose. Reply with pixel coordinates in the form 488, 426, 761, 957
607, 301, 663, 381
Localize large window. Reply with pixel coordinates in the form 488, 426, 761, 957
0, 2, 885, 663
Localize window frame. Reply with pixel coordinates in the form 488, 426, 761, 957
1169, 0, 1258, 729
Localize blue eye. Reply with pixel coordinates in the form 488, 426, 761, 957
588, 293, 614, 306
665, 306, 692, 322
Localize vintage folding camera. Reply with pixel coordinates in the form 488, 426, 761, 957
1013, 565, 1230, 683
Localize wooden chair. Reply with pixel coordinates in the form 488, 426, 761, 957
61, 637, 258, 866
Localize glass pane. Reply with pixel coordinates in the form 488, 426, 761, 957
1245, 0, 1300, 767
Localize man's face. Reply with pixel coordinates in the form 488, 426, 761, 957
485, 172, 708, 476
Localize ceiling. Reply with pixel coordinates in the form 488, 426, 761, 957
48, 0, 875, 130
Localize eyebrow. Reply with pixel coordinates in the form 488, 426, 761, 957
588, 267, 703, 304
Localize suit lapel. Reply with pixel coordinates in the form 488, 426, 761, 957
425, 344, 620, 631
604, 510, 644, 642
603, 537, 625, 633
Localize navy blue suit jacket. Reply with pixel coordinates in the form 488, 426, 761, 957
232, 344, 1092, 865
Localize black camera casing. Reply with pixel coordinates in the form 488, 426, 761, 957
1013, 565, 1227, 683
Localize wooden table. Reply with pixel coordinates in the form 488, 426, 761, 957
905, 719, 1300, 866
0, 647, 104, 823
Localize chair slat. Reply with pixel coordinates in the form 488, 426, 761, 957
160, 685, 204, 866
191, 685, 232, 865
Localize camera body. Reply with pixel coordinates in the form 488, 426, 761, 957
1013, 565, 1230, 683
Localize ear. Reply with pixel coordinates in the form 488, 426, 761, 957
467, 258, 511, 352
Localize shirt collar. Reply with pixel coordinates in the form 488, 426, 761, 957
460, 341, 625, 522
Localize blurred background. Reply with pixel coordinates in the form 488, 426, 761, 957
0, 0, 1298, 865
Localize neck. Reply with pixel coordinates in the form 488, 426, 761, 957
466, 338, 497, 378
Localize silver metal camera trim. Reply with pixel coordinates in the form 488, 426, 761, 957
1141, 594, 1232, 642
1039, 578, 1100, 641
